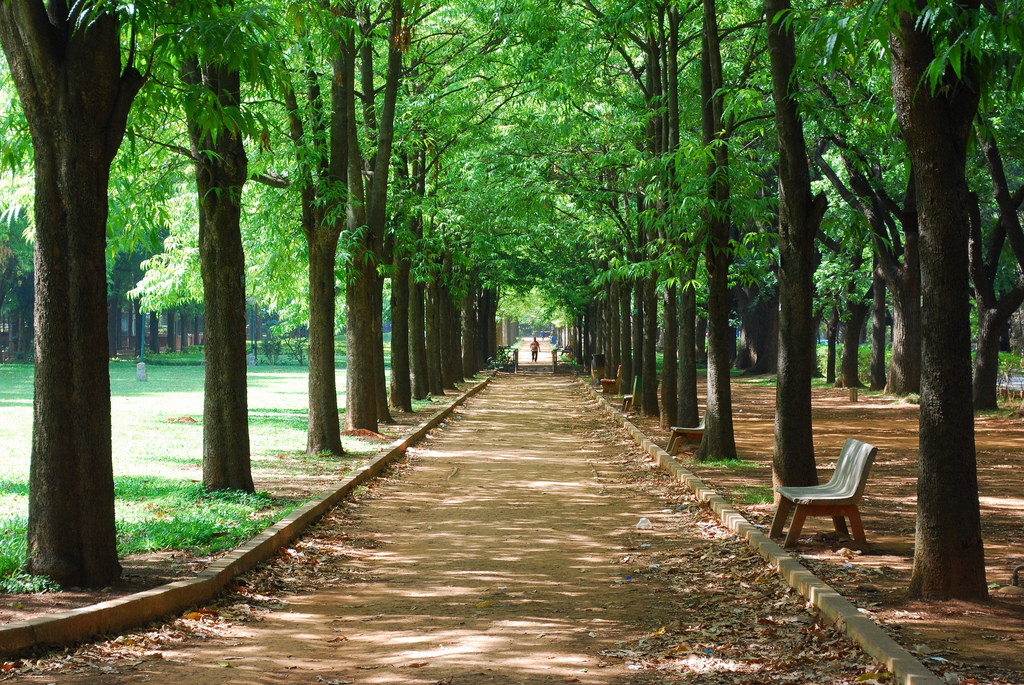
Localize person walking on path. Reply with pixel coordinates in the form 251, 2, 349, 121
529, 336, 540, 361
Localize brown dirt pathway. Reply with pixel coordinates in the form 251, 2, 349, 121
8, 371, 882, 684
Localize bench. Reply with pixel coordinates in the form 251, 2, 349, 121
665, 415, 706, 454
600, 365, 622, 394
621, 375, 641, 412
769, 438, 878, 548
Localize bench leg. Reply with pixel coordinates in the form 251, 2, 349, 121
832, 515, 850, 539
667, 434, 679, 455
846, 507, 866, 543
784, 505, 809, 548
769, 497, 793, 539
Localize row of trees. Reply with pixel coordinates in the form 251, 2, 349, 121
2, 0, 1020, 602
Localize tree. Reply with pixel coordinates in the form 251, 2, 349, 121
694, 0, 737, 462
889, 0, 988, 600
0, 0, 144, 586
765, 0, 826, 488
343, 0, 404, 432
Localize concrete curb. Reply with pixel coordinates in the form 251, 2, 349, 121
0, 375, 494, 659
581, 380, 941, 685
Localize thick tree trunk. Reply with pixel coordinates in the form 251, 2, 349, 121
891, 6, 987, 600
187, 59, 254, 493
642, 275, 658, 416
695, 0, 736, 462
734, 285, 778, 375
608, 280, 620, 375
886, 256, 922, 395
390, 254, 413, 412
766, 0, 826, 489
838, 300, 869, 388
870, 271, 887, 390
426, 278, 445, 396
149, 311, 160, 354
677, 277, 699, 426
107, 300, 119, 358
345, 262, 379, 430
307, 233, 344, 453
825, 305, 838, 384
0, 2, 142, 586
619, 282, 632, 390
410, 279, 429, 399
373, 273, 393, 422
632, 281, 643, 398
439, 278, 460, 388
661, 282, 678, 429
462, 290, 477, 379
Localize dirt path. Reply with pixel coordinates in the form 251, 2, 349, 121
10, 370, 881, 684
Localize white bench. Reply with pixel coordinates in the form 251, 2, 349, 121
769, 438, 878, 548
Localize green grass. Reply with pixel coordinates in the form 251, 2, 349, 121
688, 456, 760, 470
732, 485, 773, 504
0, 357, 391, 590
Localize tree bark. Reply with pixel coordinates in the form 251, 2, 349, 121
870, 268, 887, 390
410, 278, 429, 399
619, 281, 632, 390
0, 0, 143, 587
824, 304, 838, 385
734, 285, 778, 375
890, 3, 987, 600
426, 278, 445, 396
677, 276, 700, 426
185, 58, 254, 493
462, 288, 477, 379
642, 275, 659, 416
390, 252, 413, 412
838, 299, 869, 388
766, 0, 826, 488
661, 282, 678, 429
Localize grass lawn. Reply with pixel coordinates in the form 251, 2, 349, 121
0, 358, 392, 592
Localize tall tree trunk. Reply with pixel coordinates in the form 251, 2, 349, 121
661, 282, 678, 429
632, 279, 643, 398
619, 281, 632, 390
373, 272, 393, 422
642, 275, 659, 416
608, 280, 620, 376
307, 233, 344, 452
766, 0, 826, 488
0, 1, 142, 587
678, 277, 699, 426
824, 305, 838, 384
167, 308, 177, 352
887, 255, 922, 395
462, 289, 477, 378
410, 279, 429, 399
426, 278, 445, 395
734, 285, 779, 375
891, 3, 987, 600
185, 58, 254, 493
149, 311, 160, 354
284, 49, 346, 454
390, 252, 413, 412
344, 0, 403, 431
107, 299, 119, 358
838, 299, 869, 388
870, 270, 887, 390
695, 0, 736, 462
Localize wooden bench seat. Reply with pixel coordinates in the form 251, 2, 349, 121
769, 438, 878, 548
600, 365, 621, 394
665, 416, 706, 454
